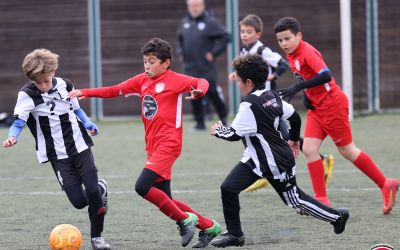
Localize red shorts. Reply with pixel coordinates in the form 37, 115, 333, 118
144, 151, 179, 182
304, 90, 352, 147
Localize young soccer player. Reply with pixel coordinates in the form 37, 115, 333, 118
232, 14, 335, 192
67, 37, 222, 248
274, 17, 398, 213
2, 49, 110, 250
209, 54, 349, 248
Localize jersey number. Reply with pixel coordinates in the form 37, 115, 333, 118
47, 101, 56, 115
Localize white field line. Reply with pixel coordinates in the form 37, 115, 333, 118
0, 187, 378, 196
0, 169, 360, 181
0, 169, 380, 196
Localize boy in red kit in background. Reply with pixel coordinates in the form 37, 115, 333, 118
274, 17, 398, 214
68, 37, 221, 248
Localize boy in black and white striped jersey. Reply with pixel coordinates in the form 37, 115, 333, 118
209, 54, 349, 248
3, 49, 110, 250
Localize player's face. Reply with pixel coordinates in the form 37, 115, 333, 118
143, 54, 170, 79
240, 25, 261, 46
236, 73, 253, 96
187, 0, 205, 18
33, 73, 55, 93
276, 30, 302, 54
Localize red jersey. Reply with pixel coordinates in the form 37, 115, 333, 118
286, 40, 339, 107
81, 70, 208, 155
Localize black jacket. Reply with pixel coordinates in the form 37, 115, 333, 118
176, 10, 230, 81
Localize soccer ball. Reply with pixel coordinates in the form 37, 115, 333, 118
48, 224, 83, 250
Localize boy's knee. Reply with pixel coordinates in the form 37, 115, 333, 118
69, 198, 87, 209
135, 182, 149, 197
220, 182, 238, 195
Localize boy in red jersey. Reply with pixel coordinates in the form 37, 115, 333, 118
274, 17, 398, 214
68, 37, 221, 248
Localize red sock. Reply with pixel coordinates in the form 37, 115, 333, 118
307, 159, 328, 199
353, 152, 386, 188
144, 187, 187, 221
173, 199, 213, 230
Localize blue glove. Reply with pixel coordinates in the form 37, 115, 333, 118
74, 108, 99, 135
84, 121, 99, 135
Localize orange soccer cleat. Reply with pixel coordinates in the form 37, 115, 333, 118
381, 178, 399, 215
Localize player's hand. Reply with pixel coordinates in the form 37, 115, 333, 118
210, 120, 224, 135
277, 83, 302, 102
84, 121, 99, 136
185, 89, 203, 100
288, 140, 300, 159
267, 74, 276, 81
3, 137, 17, 148
67, 90, 85, 100
205, 52, 214, 62
229, 72, 237, 81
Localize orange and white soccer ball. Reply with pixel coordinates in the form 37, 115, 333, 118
48, 224, 83, 250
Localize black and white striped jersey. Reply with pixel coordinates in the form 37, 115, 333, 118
214, 89, 297, 180
14, 77, 93, 163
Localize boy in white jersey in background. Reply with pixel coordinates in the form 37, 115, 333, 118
230, 14, 334, 192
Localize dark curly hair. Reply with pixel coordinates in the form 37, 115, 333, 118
141, 37, 173, 64
233, 54, 268, 90
274, 17, 300, 35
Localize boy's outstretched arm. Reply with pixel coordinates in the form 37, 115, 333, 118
278, 69, 332, 101
74, 108, 99, 136
210, 121, 242, 142
186, 78, 209, 100
3, 118, 26, 148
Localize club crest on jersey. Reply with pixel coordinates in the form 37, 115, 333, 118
155, 83, 165, 93
142, 95, 158, 120
294, 59, 301, 71
197, 22, 206, 30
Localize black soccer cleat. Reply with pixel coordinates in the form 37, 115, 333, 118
210, 232, 245, 248
192, 220, 222, 248
331, 208, 349, 234
177, 212, 198, 247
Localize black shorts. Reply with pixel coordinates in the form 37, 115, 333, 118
50, 148, 98, 189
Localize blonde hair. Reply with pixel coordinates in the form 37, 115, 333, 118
22, 49, 59, 81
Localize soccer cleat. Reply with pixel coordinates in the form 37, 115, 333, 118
192, 220, 222, 248
91, 236, 111, 250
210, 232, 245, 248
323, 154, 335, 185
98, 179, 108, 214
381, 178, 399, 214
177, 212, 198, 247
244, 178, 270, 192
331, 208, 349, 234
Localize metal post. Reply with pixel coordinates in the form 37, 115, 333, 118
340, 0, 353, 120
226, 0, 239, 114
88, 0, 103, 120
366, 0, 379, 112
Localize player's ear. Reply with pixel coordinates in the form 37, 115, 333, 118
296, 32, 303, 40
245, 79, 254, 87
163, 59, 171, 69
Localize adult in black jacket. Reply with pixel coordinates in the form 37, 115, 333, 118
176, 0, 230, 130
